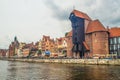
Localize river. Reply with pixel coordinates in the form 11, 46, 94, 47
0, 60, 120, 80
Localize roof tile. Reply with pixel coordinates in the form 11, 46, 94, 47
86, 19, 107, 33
109, 27, 120, 37
72, 10, 92, 20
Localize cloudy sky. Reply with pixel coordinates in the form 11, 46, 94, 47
0, 0, 120, 49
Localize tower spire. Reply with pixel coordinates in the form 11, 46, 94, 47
14, 36, 17, 42
73, 5, 75, 10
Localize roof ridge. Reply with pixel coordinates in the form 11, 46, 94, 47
72, 9, 92, 20
86, 19, 107, 33
109, 27, 120, 37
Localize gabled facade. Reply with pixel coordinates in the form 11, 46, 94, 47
22, 42, 37, 57
0, 49, 7, 57
41, 35, 55, 53
56, 37, 67, 55
56, 37, 67, 49
66, 31, 73, 57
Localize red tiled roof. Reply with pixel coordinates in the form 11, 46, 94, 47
83, 41, 90, 51
43, 35, 50, 41
109, 27, 120, 37
72, 10, 92, 20
56, 37, 66, 45
56, 38, 62, 45
86, 19, 107, 33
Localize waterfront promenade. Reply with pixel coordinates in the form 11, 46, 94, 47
0, 57, 120, 65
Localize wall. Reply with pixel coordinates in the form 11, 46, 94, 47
4, 58, 120, 66
66, 36, 73, 58
92, 32, 109, 57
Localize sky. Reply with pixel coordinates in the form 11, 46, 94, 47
0, 0, 120, 49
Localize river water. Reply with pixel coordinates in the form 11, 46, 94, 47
0, 60, 120, 80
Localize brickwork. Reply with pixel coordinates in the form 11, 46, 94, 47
66, 35, 73, 57
68, 10, 109, 58
83, 31, 109, 57
91, 32, 109, 57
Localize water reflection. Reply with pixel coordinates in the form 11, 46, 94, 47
0, 60, 120, 80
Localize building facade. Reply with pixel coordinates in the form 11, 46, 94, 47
66, 31, 73, 57
0, 49, 7, 57
9, 36, 19, 57
109, 27, 120, 58
69, 10, 109, 58
41, 35, 55, 53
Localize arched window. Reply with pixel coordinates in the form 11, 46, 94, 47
95, 33, 96, 36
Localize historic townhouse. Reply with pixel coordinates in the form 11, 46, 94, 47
9, 36, 19, 57
0, 49, 7, 57
66, 31, 73, 57
109, 27, 120, 58
41, 35, 55, 53
56, 37, 67, 55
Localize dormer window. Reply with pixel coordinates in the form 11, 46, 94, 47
71, 13, 74, 17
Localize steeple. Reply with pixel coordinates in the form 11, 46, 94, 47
14, 36, 17, 42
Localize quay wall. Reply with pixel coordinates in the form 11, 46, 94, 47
1, 58, 120, 65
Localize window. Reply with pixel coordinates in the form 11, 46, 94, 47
110, 45, 111, 50
71, 14, 74, 17
118, 45, 120, 49
110, 45, 113, 50
118, 37, 120, 43
113, 45, 116, 50
110, 39, 113, 44
118, 50, 120, 56
114, 38, 117, 44
110, 45, 114, 50
95, 33, 96, 36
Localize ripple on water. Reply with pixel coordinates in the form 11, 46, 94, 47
0, 60, 120, 80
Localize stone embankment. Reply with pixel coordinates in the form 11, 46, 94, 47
1, 58, 120, 65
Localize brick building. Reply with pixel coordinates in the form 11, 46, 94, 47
68, 10, 109, 58
56, 37, 67, 56
9, 36, 19, 57
22, 42, 35, 57
109, 27, 120, 58
66, 31, 73, 57
41, 35, 55, 53
0, 49, 7, 57
86, 19, 109, 57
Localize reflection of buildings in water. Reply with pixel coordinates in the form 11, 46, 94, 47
83, 65, 115, 80
6, 62, 17, 80
41, 63, 73, 80
0, 61, 120, 80
5, 62, 72, 80
6, 62, 39, 80
0, 61, 9, 80
67, 65, 112, 80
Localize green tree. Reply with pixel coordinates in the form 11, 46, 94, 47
65, 32, 69, 37
38, 49, 42, 55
